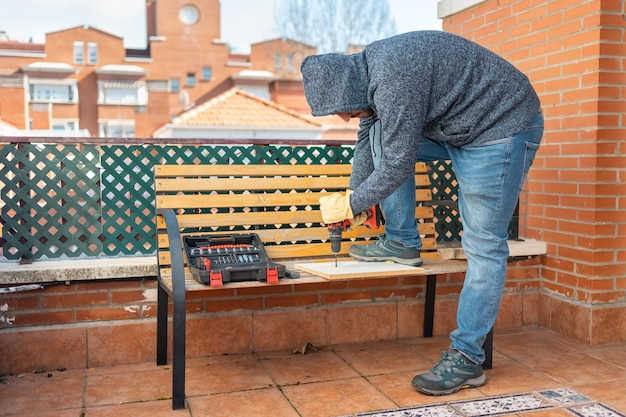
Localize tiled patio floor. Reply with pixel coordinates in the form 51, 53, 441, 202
2, 326, 626, 417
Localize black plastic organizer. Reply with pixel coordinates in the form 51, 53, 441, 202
182, 233, 285, 286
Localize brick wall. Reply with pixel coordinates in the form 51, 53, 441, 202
0, 257, 541, 374
442, 0, 626, 342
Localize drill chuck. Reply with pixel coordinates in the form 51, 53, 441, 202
329, 226, 343, 254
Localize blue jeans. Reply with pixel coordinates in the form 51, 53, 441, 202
370, 113, 544, 364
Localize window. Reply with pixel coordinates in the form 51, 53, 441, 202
29, 81, 78, 103
202, 66, 212, 81
170, 78, 180, 92
286, 54, 294, 72
87, 42, 98, 64
73, 41, 84, 64
51, 120, 78, 132
186, 72, 196, 87
97, 81, 147, 105
274, 53, 282, 71
98, 120, 135, 137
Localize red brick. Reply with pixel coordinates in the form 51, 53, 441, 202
547, 20, 584, 40
435, 284, 464, 296
589, 291, 626, 304
11, 310, 74, 326
321, 291, 373, 304
347, 277, 399, 288
518, 4, 550, 24
75, 280, 142, 291
75, 306, 140, 322
563, 29, 601, 49
531, 11, 564, 31
375, 288, 421, 300
111, 289, 152, 304
236, 284, 292, 296
43, 292, 109, 308
186, 287, 236, 299
564, 2, 601, 21
294, 280, 347, 292
265, 294, 319, 309
205, 298, 264, 312
0, 296, 41, 310
485, 6, 511, 24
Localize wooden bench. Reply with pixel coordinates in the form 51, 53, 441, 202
155, 162, 491, 410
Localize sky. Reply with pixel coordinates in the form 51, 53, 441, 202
0, 0, 441, 53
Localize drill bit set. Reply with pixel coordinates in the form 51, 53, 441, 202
183, 233, 286, 286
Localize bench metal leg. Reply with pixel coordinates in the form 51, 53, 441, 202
171, 284, 186, 410
156, 283, 168, 366
482, 327, 493, 370
423, 274, 436, 337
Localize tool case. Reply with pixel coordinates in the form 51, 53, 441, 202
182, 233, 286, 286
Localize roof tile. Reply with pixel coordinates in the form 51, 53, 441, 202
172, 88, 322, 128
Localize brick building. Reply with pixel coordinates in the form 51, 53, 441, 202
0, 0, 315, 137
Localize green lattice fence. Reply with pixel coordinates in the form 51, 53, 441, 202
0, 142, 513, 261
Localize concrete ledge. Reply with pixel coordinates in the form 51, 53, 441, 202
0, 238, 546, 286
0, 257, 158, 285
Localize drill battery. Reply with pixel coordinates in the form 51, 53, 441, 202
183, 233, 286, 286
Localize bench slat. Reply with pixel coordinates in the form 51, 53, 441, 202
156, 223, 436, 248
156, 189, 434, 210
155, 164, 356, 177
156, 206, 434, 229
156, 174, 431, 193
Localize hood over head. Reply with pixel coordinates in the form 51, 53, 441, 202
300, 52, 370, 117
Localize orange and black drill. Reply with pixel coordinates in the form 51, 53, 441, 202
328, 205, 384, 267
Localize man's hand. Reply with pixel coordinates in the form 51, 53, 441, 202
319, 191, 354, 224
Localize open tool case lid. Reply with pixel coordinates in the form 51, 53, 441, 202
182, 233, 285, 286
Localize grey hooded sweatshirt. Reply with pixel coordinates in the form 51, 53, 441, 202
300, 31, 541, 216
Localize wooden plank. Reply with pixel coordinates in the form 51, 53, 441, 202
154, 162, 429, 178
155, 176, 350, 192
156, 188, 434, 209
155, 164, 354, 177
295, 260, 425, 279
155, 207, 435, 229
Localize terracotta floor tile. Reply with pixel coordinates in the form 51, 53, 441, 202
524, 352, 626, 386
85, 368, 172, 406
1, 410, 85, 417
0, 373, 84, 415
187, 388, 299, 417
281, 378, 396, 417
335, 341, 432, 376
587, 342, 626, 368
185, 356, 275, 396
185, 352, 255, 367
87, 361, 168, 376
495, 331, 580, 362
4, 326, 626, 416
575, 379, 626, 412
367, 371, 484, 407
259, 349, 359, 385
476, 360, 561, 396
85, 400, 191, 417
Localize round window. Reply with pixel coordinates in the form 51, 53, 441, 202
179, 5, 200, 25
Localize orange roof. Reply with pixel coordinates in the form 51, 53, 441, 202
172, 88, 321, 128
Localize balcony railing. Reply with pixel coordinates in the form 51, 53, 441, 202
0, 136, 485, 262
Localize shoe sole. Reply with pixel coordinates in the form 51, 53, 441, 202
349, 253, 423, 267
411, 374, 487, 396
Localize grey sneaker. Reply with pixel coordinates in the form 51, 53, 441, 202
348, 234, 422, 266
411, 349, 486, 396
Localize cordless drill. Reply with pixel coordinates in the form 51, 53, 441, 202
328, 205, 383, 267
